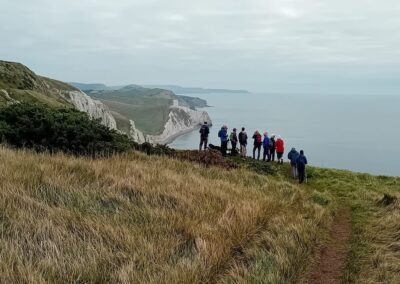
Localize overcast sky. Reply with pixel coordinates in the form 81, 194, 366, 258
1, 0, 400, 94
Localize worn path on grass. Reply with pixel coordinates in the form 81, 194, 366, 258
308, 206, 352, 284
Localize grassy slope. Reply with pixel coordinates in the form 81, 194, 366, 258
0, 61, 73, 108
89, 88, 173, 135
0, 147, 398, 283
304, 167, 400, 283
0, 147, 329, 283
234, 158, 400, 283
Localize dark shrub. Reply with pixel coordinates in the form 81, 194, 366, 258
0, 103, 134, 156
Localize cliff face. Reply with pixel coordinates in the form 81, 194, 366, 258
59, 90, 117, 130
128, 120, 146, 144
1, 61, 212, 145
0, 61, 118, 131
146, 101, 212, 144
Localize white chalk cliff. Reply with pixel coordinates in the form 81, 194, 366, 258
128, 120, 147, 144
58, 90, 211, 145
146, 100, 212, 145
60, 90, 117, 130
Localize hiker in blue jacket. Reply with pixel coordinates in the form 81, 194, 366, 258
218, 125, 228, 156
288, 148, 300, 179
262, 132, 270, 161
296, 150, 308, 184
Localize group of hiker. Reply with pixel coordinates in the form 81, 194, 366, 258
199, 122, 308, 184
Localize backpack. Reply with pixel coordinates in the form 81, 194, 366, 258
297, 156, 306, 168
200, 125, 209, 137
239, 132, 247, 144
256, 134, 262, 144
269, 139, 275, 149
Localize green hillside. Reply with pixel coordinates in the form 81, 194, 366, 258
0, 61, 74, 107
85, 84, 208, 135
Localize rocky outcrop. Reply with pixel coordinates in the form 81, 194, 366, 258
128, 120, 147, 144
0, 89, 18, 104
60, 90, 117, 130
147, 100, 212, 144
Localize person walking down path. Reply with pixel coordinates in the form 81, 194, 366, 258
288, 148, 300, 179
218, 125, 229, 157
262, 132, 270, 161
296, 150, 308, 184
199, 121, 210, 151
230, 128, 238, 155
275, 135, 285, 164
238, 127, 248, 158
252, 130, 262, 160
269, 134, 276, 161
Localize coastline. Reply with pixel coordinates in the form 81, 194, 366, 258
162, 125, 201, 145
146, 102, 212, 145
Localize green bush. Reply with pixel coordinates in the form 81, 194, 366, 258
0, 103, 135, 156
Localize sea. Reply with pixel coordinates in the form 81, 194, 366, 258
171, 92, 400, 177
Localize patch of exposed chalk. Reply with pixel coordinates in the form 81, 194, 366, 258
60, 90, 117, 130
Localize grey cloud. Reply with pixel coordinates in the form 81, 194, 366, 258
1, 0, 400, 93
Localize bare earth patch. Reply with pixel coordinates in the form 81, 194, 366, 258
308, 206, 351, 284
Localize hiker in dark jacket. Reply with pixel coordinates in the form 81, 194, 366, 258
199, 121, 210, 151
269, 134, 276, 161
262, 132, 270, 161
288, 148, 300, 179
230, 128, 238, 155
296, 150, 308, 184
218, 125, 228, 156
252, 130, 262, 160
238, 127, 248, 157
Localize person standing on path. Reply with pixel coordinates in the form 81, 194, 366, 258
275, 135, 285, 164
252, 130, 262, 160
262, 132, 270, 161
288, 148, 300, 179
230, 128, 238, 155
199, 121, 210, 151
238, 127, 248, 158
269, 134, 276, 162
218, 125, 228, 157
296, 150, 308, 184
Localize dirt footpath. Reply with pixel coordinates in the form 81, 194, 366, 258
308, 207, 352, 284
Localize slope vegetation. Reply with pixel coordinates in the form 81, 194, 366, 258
0, 150, 399, 283
0, 61, 74, 107
0, 147, 330, 283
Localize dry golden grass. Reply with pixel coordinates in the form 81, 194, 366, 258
2, 146, 399, 283
0, 147, 330, 283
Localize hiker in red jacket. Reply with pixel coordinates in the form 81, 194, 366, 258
275, 135, 285, 164
252, 130, 262, 160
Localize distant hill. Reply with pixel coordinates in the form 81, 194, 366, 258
69, 82, 112, 92
144, 85, 249, 94
69, 82, 249, 95
82, 84, 209, 135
